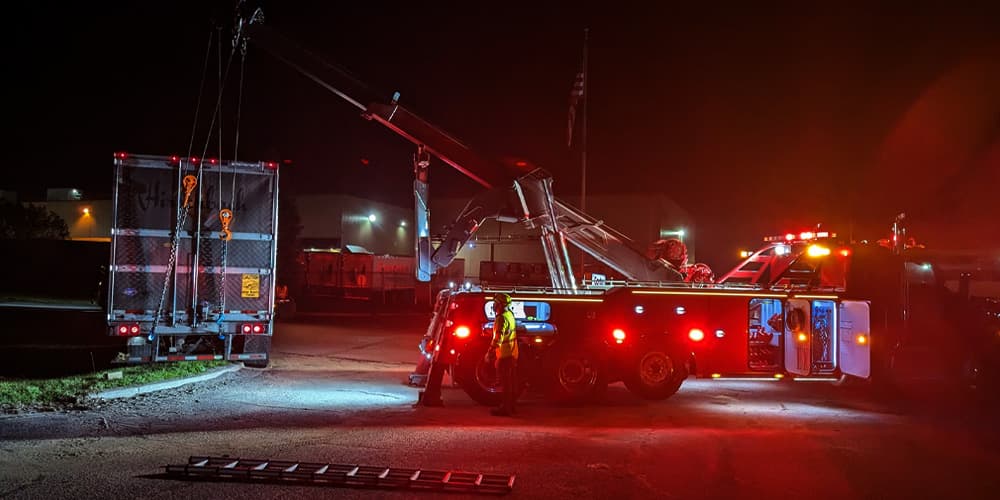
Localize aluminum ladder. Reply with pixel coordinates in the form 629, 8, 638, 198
164, 455, 515, 495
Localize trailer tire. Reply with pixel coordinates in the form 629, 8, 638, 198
546, 347, 605, 404
244, 359, 270, 369
623, 348, 687, 400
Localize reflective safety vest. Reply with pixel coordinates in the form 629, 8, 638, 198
492, 309, 518, 359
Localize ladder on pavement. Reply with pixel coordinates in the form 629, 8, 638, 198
164, 456, 516, 495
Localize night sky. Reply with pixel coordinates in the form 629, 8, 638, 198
7, 2, 999, 270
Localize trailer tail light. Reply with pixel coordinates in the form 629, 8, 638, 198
168, 155, 181, 165
115, 323, 140, 337
114, 151, 128, 160
264, 161, 279, 170
241, 323, 266, 335
688, 328, 705, 342
115, 324, 140, 336
453, 326, 471, 338
612, 328, 626, 344
207, 158, 218, 165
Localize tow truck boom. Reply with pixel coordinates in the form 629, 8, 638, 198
239, 13, 683, 287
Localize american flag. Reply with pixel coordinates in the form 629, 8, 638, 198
567, 70, 585, 147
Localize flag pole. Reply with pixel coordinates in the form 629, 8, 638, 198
579, 27, 589, 283
580, 27, 589, 216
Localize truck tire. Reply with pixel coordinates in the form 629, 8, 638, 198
546, 347, 606, 404
623, 348, 687, 400
453, 341, 504, 406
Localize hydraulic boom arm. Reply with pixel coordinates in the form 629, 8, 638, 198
238, 12, 682, 287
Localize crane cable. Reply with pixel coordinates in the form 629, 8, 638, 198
216, 26, 249, 323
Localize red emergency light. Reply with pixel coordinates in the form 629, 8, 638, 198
612, 328, 626, 344
688, 328, 705, 342
264, 161, 279, 170
207, 158, 219, 165
113, 151, 129, 160
168, 155, 181, 165
453, 326, 471, 338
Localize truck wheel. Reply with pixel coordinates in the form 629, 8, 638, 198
546, 347, 605, 403
623, 348, 687, 400
454, 343, 504, 406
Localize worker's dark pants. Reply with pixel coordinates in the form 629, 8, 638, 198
496, 357, 518, 413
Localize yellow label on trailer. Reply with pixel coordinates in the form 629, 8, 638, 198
241, 274, 260, 298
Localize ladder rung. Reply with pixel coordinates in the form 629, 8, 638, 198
346, 466, 360, 477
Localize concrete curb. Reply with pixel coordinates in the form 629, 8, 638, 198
93, 363, 242, 399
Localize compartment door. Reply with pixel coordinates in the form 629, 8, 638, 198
783, 299, 811, 375
838, 300, 871, 379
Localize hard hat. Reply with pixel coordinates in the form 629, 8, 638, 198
494, 293, 511, 305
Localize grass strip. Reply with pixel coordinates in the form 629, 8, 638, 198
0, 361, 231, 407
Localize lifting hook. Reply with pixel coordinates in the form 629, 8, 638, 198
182, 175, 198, 209
219, 209, 233, 241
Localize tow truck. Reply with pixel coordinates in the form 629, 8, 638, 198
234, 10, 995, 406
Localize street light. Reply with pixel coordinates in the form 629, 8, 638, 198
368, 214, 377, 222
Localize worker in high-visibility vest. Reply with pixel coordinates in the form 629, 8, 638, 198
485, 293, 519, 416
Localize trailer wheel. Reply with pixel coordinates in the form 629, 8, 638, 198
623, 348, 687, 400
546, 347, 605, 403
244, 359, 269, 369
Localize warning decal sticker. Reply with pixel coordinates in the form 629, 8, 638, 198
241, 274, 260, 298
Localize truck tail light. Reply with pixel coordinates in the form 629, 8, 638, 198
688, 328, 705, 342
113, 151, 128, 160
454, 326, 471, 338
612, 328, 626, 344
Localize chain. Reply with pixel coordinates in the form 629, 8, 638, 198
150, 174, 198, 339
